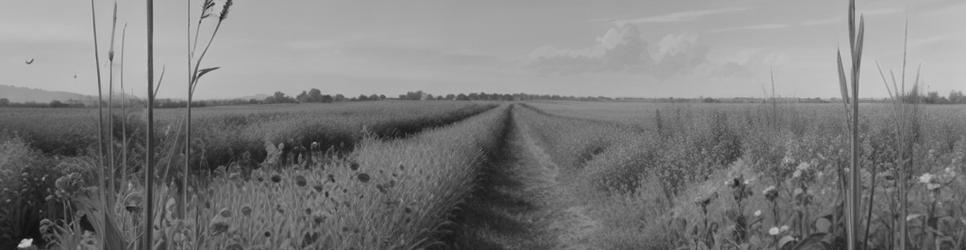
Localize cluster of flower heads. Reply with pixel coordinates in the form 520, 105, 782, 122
918, 167, 957, 191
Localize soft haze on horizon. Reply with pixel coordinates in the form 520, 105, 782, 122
1, 0, 964, 100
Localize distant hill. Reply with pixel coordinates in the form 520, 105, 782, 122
0, 84, 146, 105
0, 84, 94, 103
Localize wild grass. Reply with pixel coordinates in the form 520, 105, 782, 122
34, 104, 509, 249
0, 101, 494, 248
523, 100, 966, 249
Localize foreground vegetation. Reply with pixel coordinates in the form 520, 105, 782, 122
0, 101, 495, 248
523, 101, 966, 249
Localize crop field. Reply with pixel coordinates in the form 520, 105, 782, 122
0, 101, 497, 248
2, 99, 966, 249
4, 0, 966, 249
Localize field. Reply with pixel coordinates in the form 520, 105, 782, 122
0, 101, 497, 248
3, 100, 965, 249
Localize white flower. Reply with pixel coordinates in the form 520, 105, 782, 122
763, 186, 777, 195
754, 210, 762, 217
919, 173, 934, 184
768, 227, 781, 235
796, 162, 811, 171
780, 225, 790, 232
792, 169, 802, 178
927, 183, 941, 191
18, 238, 33, 248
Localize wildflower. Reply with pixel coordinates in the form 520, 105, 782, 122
17, 238, 34, 249
358, 173, 371, 183
271, 174, 282, 183
796, 162, 810, 171
768, 227, 781, 235
241, 206, 252, 216
225, 243, 242, 250
350, 162, 360, 171
209, 209, 231, 235
754, 210, 762, 217
763, 186, 778, 201
927, 183, 941, 191
313, 184, 324, 192
295, 175, 307, 187
780, 225, 790, 232
919, 173, 934, 184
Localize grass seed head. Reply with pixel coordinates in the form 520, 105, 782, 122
295, 175, 307, 187
219, 0, 233, 21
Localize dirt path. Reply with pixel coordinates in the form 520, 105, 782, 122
443, 110, 600, 250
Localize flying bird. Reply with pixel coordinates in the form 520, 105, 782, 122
73, 74, 78, 79
25, 58, 34, 65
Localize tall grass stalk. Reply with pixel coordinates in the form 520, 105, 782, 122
107, 2, 119, 206
183, 0, 192, 220
875, 19, 920, 250
835, 0, 865, 249
87, 0, 109, 247
120, 23, 128, 196
143, 0, 156, 248
184, 0, 232, 219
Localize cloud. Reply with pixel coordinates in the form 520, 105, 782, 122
527, 24, 650, 74
713, 24, 790, 33
605, 7, 750, 25
525, 25, 792, 82
649, 33, 710, 77
526, 25, 722, 78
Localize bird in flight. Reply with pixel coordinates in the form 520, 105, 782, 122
73, 74, 78, 79
25, 58, 34, 65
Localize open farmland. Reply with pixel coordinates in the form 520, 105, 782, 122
3, 100, 966, 249
0, 101, 496, 248
4, 0, 966, 249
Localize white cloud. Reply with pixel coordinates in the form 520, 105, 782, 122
527, 24, 650, 74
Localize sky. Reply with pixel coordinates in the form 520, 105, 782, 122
1, 0, 964, 99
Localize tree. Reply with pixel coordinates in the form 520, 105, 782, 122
456, 93, 469, 101
949, 90, 964, 104
266, 91, 294, 104
296, 90, 309, 103
369, 94, 379, 100
308, 88, 323, 102
334, 94, 345, 102
49, 100, 66, 108
0, 98, 8, 106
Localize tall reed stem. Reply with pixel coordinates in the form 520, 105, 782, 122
120, 23, 128, 197
87, 0, 108, 247
144, 0, 156, 248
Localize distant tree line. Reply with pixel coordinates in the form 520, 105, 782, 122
3, 89, 966, 109
395, 90, 614, 102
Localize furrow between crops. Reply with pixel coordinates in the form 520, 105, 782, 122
440, 105, 601, 250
